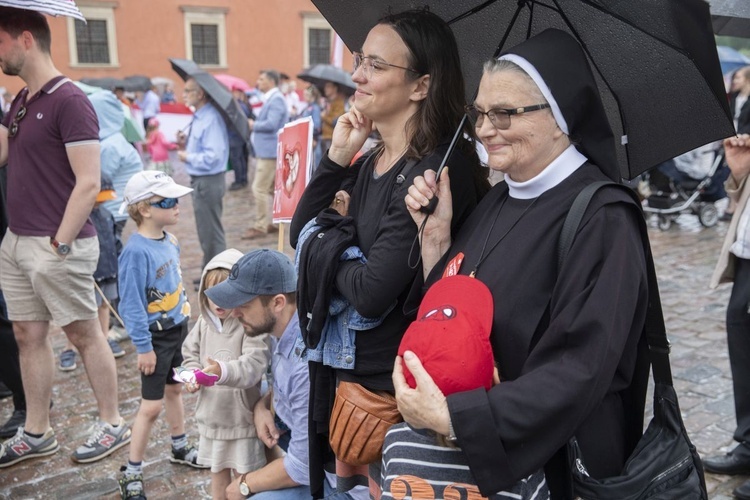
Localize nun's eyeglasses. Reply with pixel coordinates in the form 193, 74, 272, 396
465, 103, 551, 130
8, 106, 27, 138
352, 52, 419, 79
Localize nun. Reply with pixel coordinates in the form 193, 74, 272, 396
396, 29, 650, 499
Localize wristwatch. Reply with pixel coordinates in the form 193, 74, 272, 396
446, 416, 459, 444
50, 238, 71, 256
239, 472, 255, 497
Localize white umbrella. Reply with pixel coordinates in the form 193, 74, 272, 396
0, 0, 85, 22
151, 76, 174, 87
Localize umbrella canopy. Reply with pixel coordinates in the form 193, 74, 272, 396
297, 64, 356, 96
311, 0, 734, 180
80, 77, 127, 91
124, 75, 153, 92
169, 58, 250, 141
0, 0, 85, 22
717, 46, 750, 76
72, 81, 144, 143
151, 76, 174, 87
214, 74, 252, 93
709, 0, 750, 37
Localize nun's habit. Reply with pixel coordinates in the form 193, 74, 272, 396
426, 30, 650, 498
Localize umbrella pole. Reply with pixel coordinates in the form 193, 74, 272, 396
95, 281, 125, 328
420, 114, 469, 214
422, 1, 525, 214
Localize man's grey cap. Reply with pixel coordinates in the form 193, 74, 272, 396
205, 249, 297, 309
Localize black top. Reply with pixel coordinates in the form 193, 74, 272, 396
423, 163, 648, 498
291, 145, 483, 390
730, 91, 750, 134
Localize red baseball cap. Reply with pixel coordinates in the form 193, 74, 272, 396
398, 275, 495, 396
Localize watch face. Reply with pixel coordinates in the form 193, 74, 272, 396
57, 244, 71, 255
239, 482, 250, 496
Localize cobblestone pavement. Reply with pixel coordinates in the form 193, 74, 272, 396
0, 162, 745, 498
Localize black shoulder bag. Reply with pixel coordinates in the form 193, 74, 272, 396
559, 181, 708, 499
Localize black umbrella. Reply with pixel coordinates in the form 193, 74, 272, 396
123, 75, 153, 92
311, 0, 734, 180
169, 58, 251, 141
709, 0, 750, 37
80, 77, 127, 91
298, 64, 356, 96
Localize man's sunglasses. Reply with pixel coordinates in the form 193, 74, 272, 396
8, 106, 27, 138
150, 198, 179, 209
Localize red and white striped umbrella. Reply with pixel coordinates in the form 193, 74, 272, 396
0, 0, 85, 22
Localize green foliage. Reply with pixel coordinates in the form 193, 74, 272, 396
716, 35, 750, 55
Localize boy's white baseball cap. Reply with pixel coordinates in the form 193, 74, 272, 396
119, 170, 193, 214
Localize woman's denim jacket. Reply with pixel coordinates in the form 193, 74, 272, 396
294, 219, 395, 369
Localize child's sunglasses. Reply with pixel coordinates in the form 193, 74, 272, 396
150, 198, 179, 209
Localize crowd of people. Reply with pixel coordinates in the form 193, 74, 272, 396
3, 3, 750, 500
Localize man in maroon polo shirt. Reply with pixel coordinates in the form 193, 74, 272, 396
0, 7, 129, 468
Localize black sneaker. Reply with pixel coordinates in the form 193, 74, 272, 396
71, 418, 131, 463
0, 427, 59, 468
169, 444, 209, 469
118, 465, 147, 499
0, 382, 11, 399
0, 409, 26, 439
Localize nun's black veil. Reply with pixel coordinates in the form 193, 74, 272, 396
501, 29, 620, 181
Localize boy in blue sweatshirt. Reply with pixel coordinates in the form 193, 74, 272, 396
116, 170, 207, 500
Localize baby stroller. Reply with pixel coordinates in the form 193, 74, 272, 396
642, 147, 726, 231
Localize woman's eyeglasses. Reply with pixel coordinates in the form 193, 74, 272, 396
8, 106, 27, 138
352, 52, 419, 79
150, 198, 179, 209
464, 103, 551, 131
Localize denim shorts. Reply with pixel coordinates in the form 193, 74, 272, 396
95, 280, 118, 308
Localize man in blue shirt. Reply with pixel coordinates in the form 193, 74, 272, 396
177, 78, 229, 268
243, 70, 289, 240
135, 87, 160, 131
206, 249, 334, 499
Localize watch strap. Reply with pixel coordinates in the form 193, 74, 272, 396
446, 415, 458, 443
239, 472, 253, 497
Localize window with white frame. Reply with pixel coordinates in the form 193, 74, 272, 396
182, 8, 227, 67
302, 14, 332, 68
67, 4, 118, 67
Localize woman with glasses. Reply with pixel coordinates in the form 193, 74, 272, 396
290, 8, 489, 498
398, 29, 651, 499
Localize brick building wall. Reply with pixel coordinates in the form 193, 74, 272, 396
0, 0, 352, 97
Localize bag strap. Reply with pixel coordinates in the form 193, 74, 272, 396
558, 181, 673, 386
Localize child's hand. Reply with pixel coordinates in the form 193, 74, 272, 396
185, 382, 201, 393
137, 351, 157, 376
202, 357, 222, 379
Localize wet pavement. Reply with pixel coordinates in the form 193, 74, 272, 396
0, 162, 745, 498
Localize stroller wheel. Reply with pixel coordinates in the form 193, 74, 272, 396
698, 203, 719, 227
657, 215, 672, 231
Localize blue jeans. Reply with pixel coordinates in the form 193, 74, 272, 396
251, 479, 334, 499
